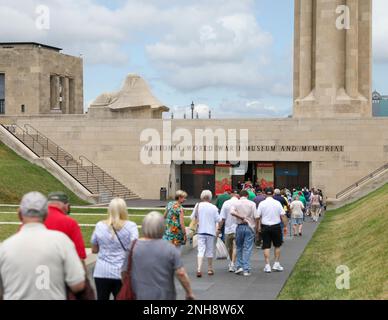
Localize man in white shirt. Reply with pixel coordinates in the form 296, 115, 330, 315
256, 188, 288, 273
0, 192, 86, 300
218, 192, 239, 272
231, 190, 257, 277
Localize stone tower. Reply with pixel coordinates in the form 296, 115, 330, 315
293, 0, 372, 118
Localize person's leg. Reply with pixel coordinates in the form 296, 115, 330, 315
235, 226, 243, 271
242, 228, 255, 273
274, 247, 281, 262
263, 249, 271, 265
197, 235, 206, 274
292, 222, 297, 236
225, 234, 233, 264
112, 279, 123, 300
299, 222, 303, 235
94, 278, 112, 301
232, 235, 237, 265
206, 235, 215, 273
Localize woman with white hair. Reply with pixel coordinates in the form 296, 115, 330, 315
191, 190, 221, 277
91, 198, 139, 300
121, 212, 195, 300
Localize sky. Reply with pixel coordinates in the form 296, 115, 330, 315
0, 0, 388, 119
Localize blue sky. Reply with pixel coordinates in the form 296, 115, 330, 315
1, 0, 387, 118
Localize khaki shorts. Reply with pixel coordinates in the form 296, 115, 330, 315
225, 233, 236, 252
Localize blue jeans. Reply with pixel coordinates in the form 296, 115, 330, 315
235, 225, 255, 272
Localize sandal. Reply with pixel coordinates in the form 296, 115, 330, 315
196, 271, 202, 278
208, 270, 215, 276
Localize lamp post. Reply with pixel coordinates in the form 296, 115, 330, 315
191, 101, 195, 119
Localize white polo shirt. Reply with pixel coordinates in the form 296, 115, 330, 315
220, 197, 239, 235
0, 223, 85, 300
256, 197, 286, 226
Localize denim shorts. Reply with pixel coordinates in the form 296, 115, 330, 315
291, 218, 303, 225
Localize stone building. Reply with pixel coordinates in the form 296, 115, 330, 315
1, 0, 386, 208
0, 42, 83, 115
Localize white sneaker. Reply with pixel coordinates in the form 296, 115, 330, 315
272, 262, 284, 272
234, 267, 243, 275
228, 264, 235, 272
243, 271, 251, 277
264, 264, 272, 273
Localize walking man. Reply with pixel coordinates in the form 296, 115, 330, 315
256, 188, 288, 273
218, 191, 239, 272
0, 192, 85, 300
231, 190, 257, 277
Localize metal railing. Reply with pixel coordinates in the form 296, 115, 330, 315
3, 123, 136, 200
79, 155, 131, 198
24, 124, 70, 162
336, 162, 388, 199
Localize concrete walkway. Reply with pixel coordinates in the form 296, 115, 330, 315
176, 219, 320, 300
86, 218, 321, 300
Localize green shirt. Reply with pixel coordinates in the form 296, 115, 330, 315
215, 193, 231, 210
247, 190, 256, 201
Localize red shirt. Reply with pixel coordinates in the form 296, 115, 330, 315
44, 205, 87, 260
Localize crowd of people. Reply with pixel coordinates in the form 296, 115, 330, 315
0, 184, 324, 300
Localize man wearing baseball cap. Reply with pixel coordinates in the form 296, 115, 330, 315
0, 192, 85, 300
44, 192, 87, 264
255, 187, 288, 273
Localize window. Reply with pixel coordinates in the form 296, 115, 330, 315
0, 73, 5, 114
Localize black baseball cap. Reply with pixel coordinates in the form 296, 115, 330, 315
47, 192, 69, 204
265, 187, 274, 195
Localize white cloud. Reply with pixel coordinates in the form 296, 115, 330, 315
373, 0, 388, 64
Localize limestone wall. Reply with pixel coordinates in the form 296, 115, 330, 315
1, 115, 387, 200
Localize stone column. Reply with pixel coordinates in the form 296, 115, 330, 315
346, 0, 359, 98
63, 77, 70, 114
315, 0, 346, 104
299, 0, 314, 99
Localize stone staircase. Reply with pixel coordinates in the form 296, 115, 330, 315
2, 124, 140, 203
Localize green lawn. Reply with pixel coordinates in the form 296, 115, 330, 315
278, 184, 388, 300
0, 210, 192, 243
0, 142, 88, 205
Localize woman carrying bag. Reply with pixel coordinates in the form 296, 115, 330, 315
91, 198, 139, 300
119, 212, 195, 300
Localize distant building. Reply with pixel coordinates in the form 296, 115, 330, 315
0, 42, 83, 115
372, 91, 388, 117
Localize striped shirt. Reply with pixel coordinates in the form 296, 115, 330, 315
91, 221, 139, 280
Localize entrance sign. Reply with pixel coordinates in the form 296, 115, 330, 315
256, 163, 274, 190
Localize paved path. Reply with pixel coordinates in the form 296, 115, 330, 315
176, 219, 320, 300
86, 218, 320, 300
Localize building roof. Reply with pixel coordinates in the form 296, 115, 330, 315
0, 42, 62, 52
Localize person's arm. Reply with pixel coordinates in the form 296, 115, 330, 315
164, 208, 168, 219
63, 237, 86, 294
231, 206, 245, 221
91, 225, 99, 254
91, 244, 99, 254
179, 208, 187, 242
175, 267, 195, 300
69, 220, 87, 260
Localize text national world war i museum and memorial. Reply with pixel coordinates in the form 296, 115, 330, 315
0, 0, 387, 211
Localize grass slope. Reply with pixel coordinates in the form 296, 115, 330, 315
279, 184, 388, 300
0, 142, 88, 205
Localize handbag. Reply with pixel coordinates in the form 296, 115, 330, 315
116, 239, 137, 300
189, 203, 200, 233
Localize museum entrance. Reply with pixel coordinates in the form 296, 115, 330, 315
180, 162, 310, 198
